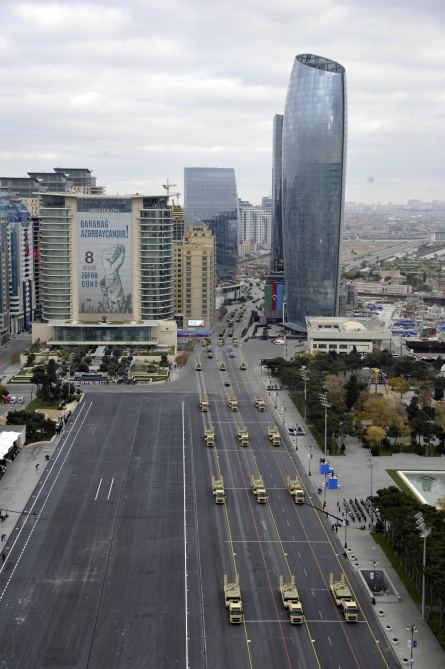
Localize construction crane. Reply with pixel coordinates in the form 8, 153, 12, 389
162, 179, 181, 207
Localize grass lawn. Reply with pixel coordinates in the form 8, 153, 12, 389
26, 399, 61, 411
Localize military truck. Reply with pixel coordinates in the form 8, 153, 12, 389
233, 336, 239, 347
224, 574, 243, 623
254, 396, 266, 412
228, 395, 238, 411
195, 361, 202, 371
240, 361, 247, 370
329, 573, 359, 622
207, 349, 213, 359
200, 395, 209, 412
288, 475, 305, 504
212, 476, 225, 504
279, 575, 304, 624
204, 427, 215, 447
237, 425, 250, 447
267, 425, 281, 447
219, 362, 226, 371
251, 475, 267, 503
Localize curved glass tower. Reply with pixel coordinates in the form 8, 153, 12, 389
282, 54, 346, 331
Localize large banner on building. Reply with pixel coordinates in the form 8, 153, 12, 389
265, 282, 284, 312
77, 199, 132, 315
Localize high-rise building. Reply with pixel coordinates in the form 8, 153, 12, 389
174, 224, 215, 330
271, 114, 284, 272
33, 193, 176, 347
238, 202, 271, 248
171, 206, 185, 241
184, 167, 238, 278
282, 54, 346, 331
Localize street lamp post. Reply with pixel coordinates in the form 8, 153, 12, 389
300, 368, 309, 422
274, 391, 278, 410
319, 393, 331, 457
406, 624, 417, 666
415, 511, 432, 620
308, 444, 312, 477
282, 402, 287, 425
365, 449, 375, 529
369, 559, 380, 593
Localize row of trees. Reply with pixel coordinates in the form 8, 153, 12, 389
265, 350, 445, 455
372, 486, 445, 632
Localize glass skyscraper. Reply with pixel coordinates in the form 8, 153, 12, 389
184, 167, 238, 278
282, 54, 346, 331
271, 114, 284, 272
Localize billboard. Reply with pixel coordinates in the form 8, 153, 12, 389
77, 199, 132, 316
188, 319, 205, 327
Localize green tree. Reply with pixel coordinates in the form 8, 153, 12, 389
7, 410, 56, 443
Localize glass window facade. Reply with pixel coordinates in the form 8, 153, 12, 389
271, 114, 284, 272
184, 167, 238, 278
282, 54, 346, 331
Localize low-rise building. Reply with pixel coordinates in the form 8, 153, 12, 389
306, 316, 391, 354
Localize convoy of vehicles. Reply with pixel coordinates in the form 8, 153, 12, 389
204, 427, 215, 447
237, 426, 250, 447
240, 362, 247, 370
228, 395, 238, 411
287, 475, 305, 504
329, 573, 359, 622
200, 395, 209, 412
254, 395, 265, 411
279, 575, 304, 624
195, 361, 202, 371
224, 574, 244, 623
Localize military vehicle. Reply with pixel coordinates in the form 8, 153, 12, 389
329, 573, 359, 622
224, 574, 243, 623
254, 396, 265, 412
200, 395, 209, 412
267, 425, 281, 447
251, 475, 267, 503
279, 575, 304, 624
237, 426, 250, 447
195, 361, 202, 371
240, 361, 247, 370
287, 475, 304, 504
228, 395, 238, 411
219, 362, 226, 371
212, 476, 225, 504
204, 427, 215, 447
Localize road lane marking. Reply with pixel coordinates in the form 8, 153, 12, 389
107, 478, 114, 500
181, 401, 190, 669
94, 478, 103, 501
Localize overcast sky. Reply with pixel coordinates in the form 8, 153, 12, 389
1, 0, 444, 204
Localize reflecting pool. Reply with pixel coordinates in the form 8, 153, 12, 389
398, 470, 445, 508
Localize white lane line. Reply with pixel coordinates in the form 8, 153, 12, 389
94, 478, 103, 501
328, 636, 333, 647
182, 401, 190, 669
319, 610, 323, 619
107, 478, 114, 500
0, 402, 92, 601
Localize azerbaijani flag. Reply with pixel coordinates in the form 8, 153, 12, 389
265, 283, 284, 311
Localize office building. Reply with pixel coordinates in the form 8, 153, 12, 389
238, 202, 271, 248
271, 114, 284, 272
32, 193, 176, 347
282, 54, 346, 331
184, 167, 238, 278
306, 317, 390, 354
174, 224, 215, 330
171, 206, 185, 241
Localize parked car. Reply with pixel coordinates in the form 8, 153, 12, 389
273, 338, 285, 345
9, 396, 17, 404
288, 425, 306, 436
17, 396, 24, 404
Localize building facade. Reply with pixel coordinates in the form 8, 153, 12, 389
174, 224, 215, 330
33, 193, 176, 347
271, 114, 284, 272
184, 167, 238, 278
306, 316, 390, 354
282, 54, 347, 331
238, 202, 271, 248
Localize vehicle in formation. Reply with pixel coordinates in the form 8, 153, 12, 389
195, 361, 202, 371
204, 427, 215, 447
279, 575, 304, 624
219, 362, 226, 371
228, 395, 238, 411
287, 475, 305, 504
224, 377, 230, 386
212, 476, 225, 504
207, 349, 213, 358
224, 574, 244, 623
240, 362, 247, 370
329, 573, 359, 622
267, 425, 281, 447
254, 395, 265, 412
237, 426, 250, 447
200, 395, 209, 412
251, 475, 267, 503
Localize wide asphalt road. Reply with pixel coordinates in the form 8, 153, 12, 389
0, 312, 399, 668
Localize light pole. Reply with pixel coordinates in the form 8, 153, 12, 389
406, 624, 417, 666
274, 391, 278, 410
319, 393, 331, 457
415, 511, 431, 620
369, 560, 380, 593
282, 401, 287, 425
300, 368, 309, 422
365, 449, 375, 529
308, 444, 312, 476
343, 514, 349, 549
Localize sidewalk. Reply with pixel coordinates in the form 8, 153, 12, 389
260, 367, 445, 669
